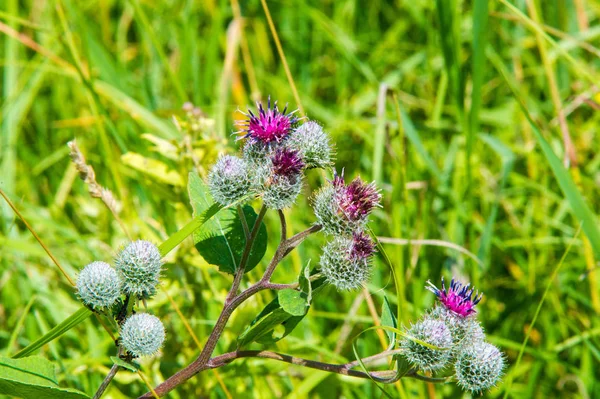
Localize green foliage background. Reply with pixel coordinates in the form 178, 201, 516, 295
2, 0, 600, 398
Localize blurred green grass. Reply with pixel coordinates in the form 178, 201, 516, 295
2, 0, 600, 398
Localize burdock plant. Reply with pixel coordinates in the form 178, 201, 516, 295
68, 97, 503, 399
400, 277, 505, 391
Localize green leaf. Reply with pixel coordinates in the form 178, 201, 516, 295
278, 289, 308, 317
0, 356, 89, 399
298, 261, 312, 304
110, 356, 139, 372
13, 307, 92, 359
158, 202, 222, 258
189, 172, 267, 274
380, 296, 397, 348
237, 276, 327, 347
237, 306, 291, 347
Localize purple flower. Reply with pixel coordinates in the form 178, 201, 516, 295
333, 172, 381, 222
426, 277, 482, 317
271, 148, 305, 177
237, 97, 298, 145
350, 231, 376, 260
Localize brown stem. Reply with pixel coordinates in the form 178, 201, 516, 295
139, 219, 323, 398
207, 350, 400, 383
227, 205, 267, 302
93, 363, 120, 399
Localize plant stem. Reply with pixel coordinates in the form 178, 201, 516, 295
139, 219, 323, 398
237, 205, 250, 240
93, 363, 119, 399
227, 205, 267, 302
207, 350, 399, 383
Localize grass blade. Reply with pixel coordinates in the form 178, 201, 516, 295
12, 307, 93, 359
494, 55, 600, 256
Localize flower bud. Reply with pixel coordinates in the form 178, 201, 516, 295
313, 172, 381, 235
259, 148, 305, 210
208, 155, 252, 206
319, 232, 375, 290
115, 240, 162, 298
428, 305, 485, 354
287, 121, 332, 169
76, 261, 121, 310
120, 313, 165, 357
400, 316, 453, 372
455, 341, 505, 393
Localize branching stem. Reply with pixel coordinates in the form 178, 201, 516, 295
139, 218, 326, 398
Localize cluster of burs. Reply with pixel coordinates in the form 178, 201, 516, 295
400, 279, 505, 394
208, 99, 381, 291
76, 240, 166, 358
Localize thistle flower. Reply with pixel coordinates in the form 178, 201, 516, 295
426, 277, 482, 317
76, 261, 121, 310
208, 155, 252, 206
120, 313, 165, 357
256, 148, 304, 209
313, 172, 381, 235
287, 121, 332, 169
236, 97, 298, 145
400, 316, 453, 372
115, 240, 162, 298
455, 341, 505, 393
319, 232, 375, 290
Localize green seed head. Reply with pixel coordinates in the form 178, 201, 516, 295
76, 261, 121, 310
115, 240, 162, 299
455, 341, 505, 393
208, 155, 252, 206
287, 121, 332, 169
400, 316, 453, 372
120, 313, 165, 357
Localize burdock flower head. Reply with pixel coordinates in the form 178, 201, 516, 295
319, 231, 375, 290
313, 171, 381, 235
455, 341, 505, 393
287, 121, 332, 169
208, 155, 252, 206
427, 277, 482, 318
237, 97, 298, 146
115, 240, 162, 299
260, 148, 305, 210
271, 147, 305, 177
400, 316, 453, 372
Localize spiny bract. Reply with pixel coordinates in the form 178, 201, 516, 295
287, 121, 332, 169
76, 261, 122, 310
400, 316, 453, 372
455, 341, 505, 393
120, 313, 165, 357
208, 155, 252, 206
319, 234, 374, 290
312, 174, 380, 236
428, 305, 485, 355
115, 240, 162, 298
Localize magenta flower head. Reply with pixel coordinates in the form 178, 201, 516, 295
333, 173, 381, 222
271, 147, 305, 178
427, 277, 482, 317
237, 97, 298, 145
350, 231, 376, 260
313, 170, 381, 235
